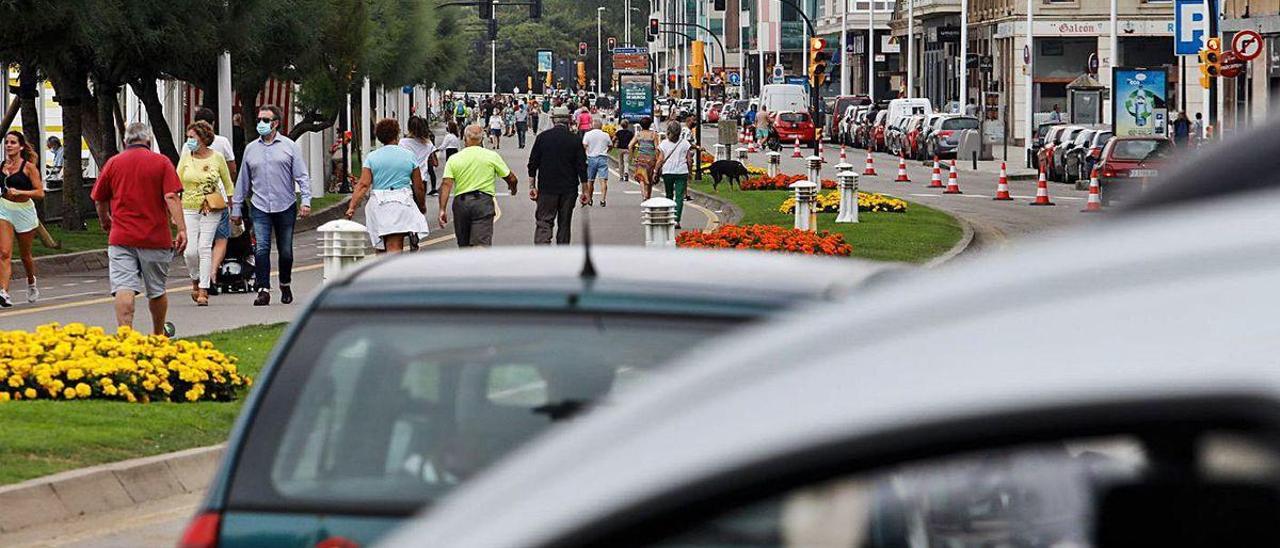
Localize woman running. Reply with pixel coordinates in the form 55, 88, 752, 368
0, 131, 44, 307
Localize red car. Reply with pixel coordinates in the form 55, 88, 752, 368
705, 102, 722, 123
871, 110, 889, 152
773, 111, 817, 145
1097, 136, 1173, 204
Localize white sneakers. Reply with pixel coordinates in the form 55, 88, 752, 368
26, 278, 38, 304
0, 289, 11, 308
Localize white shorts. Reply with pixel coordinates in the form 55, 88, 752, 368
0, 198, 39, 234
365, 188, 430, 250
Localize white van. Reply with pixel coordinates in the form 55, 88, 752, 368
886, 98, 933, 130
760, 84, 809, 114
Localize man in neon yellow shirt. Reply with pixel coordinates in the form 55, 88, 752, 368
439, 125, 518, 247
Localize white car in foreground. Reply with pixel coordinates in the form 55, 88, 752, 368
381, 139, 1280, 548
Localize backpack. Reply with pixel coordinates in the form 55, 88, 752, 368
455, 102, 466, 117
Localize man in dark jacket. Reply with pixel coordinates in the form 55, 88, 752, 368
528, 111, 588, 245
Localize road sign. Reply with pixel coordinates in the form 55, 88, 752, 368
1233, 30, 1264, 61
728, 71, 741, 85
614, 47, 648, 54
1174, 0, 1208, 55
1221, 51, 1247, 77
771, 63, 785, 83
612, 52, 650, 71
1088, 53, 1099, 74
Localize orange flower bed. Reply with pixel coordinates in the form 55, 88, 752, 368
677, 224, 853, 257
739, 173, 838, 191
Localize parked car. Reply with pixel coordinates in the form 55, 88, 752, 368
385, 168, 1280, 548
1072, 130, 1114, 190
826, 95, 871, 143
916, 113, 952, 159
841, 106, 869, 146
1049, 126, 1088, 182
773, 111, 818, 145
1030, 122, 1059, 169
179, 247, 889, 548
902, 115, 929, 160
1096, 136, 1173, 204
703, 101, 723, 124
854, 110, 879, 150
1062, 127, 1111, 185
870, 110, 890, 152
923, 115, 979, 160
1036, 125, 1077, 179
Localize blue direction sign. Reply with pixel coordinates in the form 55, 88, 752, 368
613, 47, 648, 54
728, 71, 741, 85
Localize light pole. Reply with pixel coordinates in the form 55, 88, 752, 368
907, 0, 914, 98
841, 0, 849, 96
959, 0, 968, 109
1024, 0, 1033, 166
625, 0, 632, 46
598, 6, 606, 96
867, 0, 874, 102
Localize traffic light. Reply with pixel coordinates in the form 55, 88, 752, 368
1198, 37, 1221, 89
690, 40, 706, 89
608, 36, 616, 52
487, 18, 498, 41
579, 41, 588, 57
577, 61, 586, 89
528, 75, 533, 92
530, 0, 542, 19
648, 18, 659, 42
809, 37, 829, 88
478, 0, 492, 20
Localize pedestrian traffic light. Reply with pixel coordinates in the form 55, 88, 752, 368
478, 0, 493, 20
809, 37, 829, 88
648, 18, 660, 42
1199, 37, 1221, 89
530, 0, 542, 19
487, 18, 498, 41
577, 61, 586, 89
579, 42, 588, 57
690, 40, 706, 90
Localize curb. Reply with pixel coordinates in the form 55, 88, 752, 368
686, 188, 744, 227
17, 196, 352, 277
922, 214, 976, 270
0, 444, 224, 534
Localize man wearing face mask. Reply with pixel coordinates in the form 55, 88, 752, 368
231, 105, 311, 307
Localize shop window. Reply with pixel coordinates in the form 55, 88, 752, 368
1041, 41, 1065, 56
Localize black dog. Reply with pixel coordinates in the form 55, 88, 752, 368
709, 160, 749, 190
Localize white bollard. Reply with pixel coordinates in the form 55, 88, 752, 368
806, 156, 823, 190
767, 151, 782, 177
714, 144, 728, 162
833, 162, 855, 175
736, 147, 749, 162
789, 180, 818, 232
318, 219, 371, 282
641, 197, 678, 247
836, 170, 860, 224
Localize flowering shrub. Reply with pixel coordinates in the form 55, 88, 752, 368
0, 323, 253, 403
745, 165, 769, 177
778, 191, 908, 215
739, 173, 838, 191
677, 224, 853, 257
602, 123, 618, 139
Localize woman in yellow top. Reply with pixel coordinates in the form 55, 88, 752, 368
176, 121, 233, 306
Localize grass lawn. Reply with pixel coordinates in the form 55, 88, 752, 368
310, 193, 349, 212
690, 179, 964, 264
32, 224, 110, 257
0, 323, 287, 485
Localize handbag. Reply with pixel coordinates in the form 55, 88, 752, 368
203, 178, 228, 210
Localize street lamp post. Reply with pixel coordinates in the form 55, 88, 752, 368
959, 0, 968, 109
841, 0, 849, 96
868, 0, 874, 102
1025, 0, 1033, 166
598, 7, 606, 96
907, 0, 914, 98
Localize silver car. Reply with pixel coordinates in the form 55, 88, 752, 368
383, 172, 1280, 547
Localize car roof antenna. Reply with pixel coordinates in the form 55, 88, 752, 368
580, 207, 597, 280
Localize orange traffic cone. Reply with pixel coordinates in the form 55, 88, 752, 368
993, 162, 1012, 201
943, 160, 962, 194
863, 151, 877, 176
1082, 168, 1103, 212
792, 138, 803, 158
1030, 169, 1055, 206
928, 157, 943, 188
747, 139, 758, 153
895, 155, 911, 183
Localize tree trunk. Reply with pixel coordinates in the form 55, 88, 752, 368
237, 81, 265, 140
87, 84, 120, 168
287, 110, 337, 140
58, 97, 85, 230
0, 101, 19, 133
17, 68, 41, 164
79, 88, 109, 170
130, 79, 179, 165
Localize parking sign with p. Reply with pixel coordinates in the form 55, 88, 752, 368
1174, 0, 1208, 55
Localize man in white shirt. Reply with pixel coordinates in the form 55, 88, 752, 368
581, 119, 613, 207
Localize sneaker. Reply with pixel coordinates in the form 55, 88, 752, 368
253, 290, 271, 306
0, 290, 10, 308
280, 285, 294, 305
163, 321, 176, 337
26, 279, 38, 303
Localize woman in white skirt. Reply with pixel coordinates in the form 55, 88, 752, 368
345, 118, 430, 253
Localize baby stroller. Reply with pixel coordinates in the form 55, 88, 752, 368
215, 216, 255, 294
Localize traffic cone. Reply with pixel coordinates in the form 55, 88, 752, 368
792, 138, 803, 158
839, 145, 847, 163
863, 151, 877, 176
993, 162, 1012, 201
747, 139, 758, 153
1082, 169, 1103, 212
943, 160, 962, 194
928, 157, 943, 188
895, 155, 911, 183
1029, 169, 1055, 206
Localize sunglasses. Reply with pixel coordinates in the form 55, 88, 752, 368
257, 117, 276, 123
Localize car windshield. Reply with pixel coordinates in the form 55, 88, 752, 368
941, 118, 978, 130
226, 311, 740, 514
1074, 131, 1094, 146
1037, 125, 1055, 139
1093, 132, 1113, 146
1111, 139, 1173, 161
779, 112, 808, 123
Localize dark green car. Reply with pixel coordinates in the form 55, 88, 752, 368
179, 246, 887, 548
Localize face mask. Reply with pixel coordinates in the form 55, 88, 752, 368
184, 139, 198, 152
257, 121, 273, 136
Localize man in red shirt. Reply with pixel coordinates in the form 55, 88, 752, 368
91, 123, 187, 336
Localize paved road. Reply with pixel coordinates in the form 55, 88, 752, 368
0, 125, 719, 548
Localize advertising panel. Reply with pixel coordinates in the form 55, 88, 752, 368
619, 73, 653, 122
1112, 67, 1169, 137
537, 50, 553, 73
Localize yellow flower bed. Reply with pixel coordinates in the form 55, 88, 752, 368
779, 191, 908, 215
0, 323, 252, 403
746, 165, 769, 177
602, 123, 618, 138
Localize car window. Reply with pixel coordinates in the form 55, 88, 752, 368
227, 311, 741, 514
1074, 131, 1094, 146
778, 112, 808, 123
1093, 132, 1113, 146
1110, 139, 1173, 161
645, 432, 1278, 548
940, 118, 978, 130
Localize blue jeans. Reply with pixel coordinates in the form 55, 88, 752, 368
250, 204, 296, 291
587, 155, 609, 181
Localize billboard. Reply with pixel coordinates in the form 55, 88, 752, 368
618, 73, 653, 122
1112, 67, 1168, 137
536, 50, 553, 73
